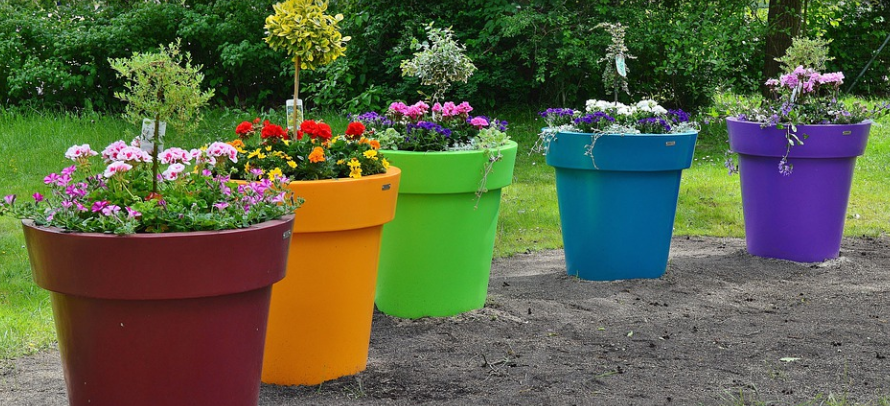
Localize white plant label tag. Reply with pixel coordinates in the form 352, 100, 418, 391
139, 119, 166, 153
616, 54, 627, 78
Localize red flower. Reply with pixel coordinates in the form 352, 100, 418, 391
235, 121, 254, 138
316, 122, 333, 141
345, 122, 365, 139
252, 117, 261, 124
296, 130, 304, 140
300, 120, 320, 139
261, 122, 288, 140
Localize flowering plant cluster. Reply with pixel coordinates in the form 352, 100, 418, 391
228, 117, 389, 181
539, 99, 695, 135
0, 139, 299, 235
738, 67, 886, 127
354, 100, 510, 152
728, 66, 890, 175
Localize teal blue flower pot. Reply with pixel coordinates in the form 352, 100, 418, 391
545, 130, 697, 280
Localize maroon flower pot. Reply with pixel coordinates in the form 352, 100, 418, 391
22, 215, 294, 406
727, 118, 871, 262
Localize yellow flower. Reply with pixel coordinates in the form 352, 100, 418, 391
273, 151, 289, 159
348, 158, 362, 178
363, 149, 378, 160
381, 158, 390, 170
267, 167, 283, 180
286, 160, 297, 169
247, 148, 266, 159
283, 140, 290, 146
265, 145, 273, 152
336, 159, 345, 165
308, 146, 326, 163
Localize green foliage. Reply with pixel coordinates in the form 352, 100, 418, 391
776, 36, 834, 71
400, 23, 478, 102
817, 0, 890, 95
264, 0, 349, 70
108, 40, 214, 135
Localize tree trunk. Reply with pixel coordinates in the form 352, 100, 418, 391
763, 0, 803, 95
293, 57, 301, 129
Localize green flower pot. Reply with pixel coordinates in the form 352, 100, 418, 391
375, 141, 517, 318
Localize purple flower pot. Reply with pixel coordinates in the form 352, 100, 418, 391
726, 118, 871, 262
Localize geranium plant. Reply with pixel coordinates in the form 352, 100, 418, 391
724, 37, 890, 175
1, 44, 298, 234
227, 117, 389, 181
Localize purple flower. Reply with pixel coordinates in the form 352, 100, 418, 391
213, 202, 229, 210
3, 195, 15, 205
778, 158, 793, 176
668, 109, 690, 123
126, 207, 141, 219
91, 200, 109, 213
32, 192, 44, 203
406, 121, 452, 137
538, 108, 576, 118
44, 173, 62, 185
101, 204, 121, 216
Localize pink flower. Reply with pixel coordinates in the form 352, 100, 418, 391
205, 142, 238, 163
75, 201, 87, 212
103, 161, 133, 178
101, 141, 129, 161
61, 201, 73, 209
125, 207, 141, 219
162, 163, 186, 180
432, 102, 443, 113
819, 72, 844, 85
270, 192, 287, 204
65, 144, 97, 161
202, 169, 212, 177
456, 101, 473, 114
764, 78, 780, 87
91, 200, 109, 213
388, 102, 409, 115
61, 165, 77, 177
116, 146, 152, 163
440, 101, 458, 117
3, 195, 15, 205
44, 173, 62, 185
470, 116, 489, 129
159, 147, 192, 164
213, 202, 229, 210
32, 192, 43, 202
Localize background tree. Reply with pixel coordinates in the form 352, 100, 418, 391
763, 0, 804, 90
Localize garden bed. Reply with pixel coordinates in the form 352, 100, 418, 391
2, 236, 889, 405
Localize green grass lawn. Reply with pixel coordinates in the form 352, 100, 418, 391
0, 107, 888, 361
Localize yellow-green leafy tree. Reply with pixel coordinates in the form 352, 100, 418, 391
265, 0, 349, 126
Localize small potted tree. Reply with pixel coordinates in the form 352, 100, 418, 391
0, 41, 299, 406
536, 23, 699, 281
264, 0, 349, 129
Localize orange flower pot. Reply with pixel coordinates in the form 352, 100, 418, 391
261, 167, 401, 386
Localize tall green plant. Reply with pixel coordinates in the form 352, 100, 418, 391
596, 22, 635, 102
264, 0, 349, 125
108, 40, 214, 193
400, 22, 477, 102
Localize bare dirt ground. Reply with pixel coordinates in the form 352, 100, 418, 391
2, 236, 889, 405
